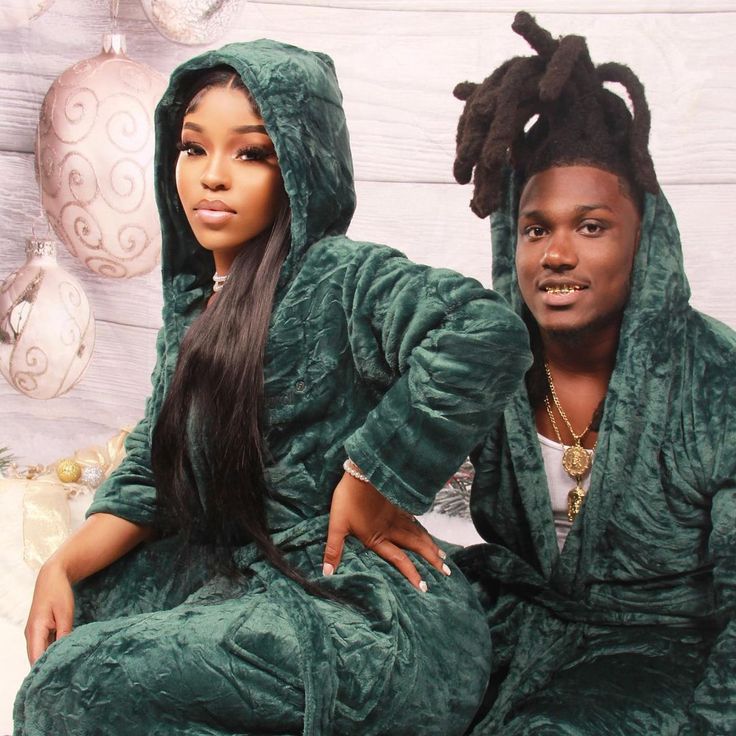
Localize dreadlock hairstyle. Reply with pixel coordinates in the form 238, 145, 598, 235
453, 11, 659, 218
454, 12, 660, 418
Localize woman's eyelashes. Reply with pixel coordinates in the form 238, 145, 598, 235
176, 140, 274, 162
176, 140, 204, 156
235, 145, 274, 162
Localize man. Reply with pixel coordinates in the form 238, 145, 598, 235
453, 12, 735, 735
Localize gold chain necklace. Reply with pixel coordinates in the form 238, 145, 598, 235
543, 362, 596, 522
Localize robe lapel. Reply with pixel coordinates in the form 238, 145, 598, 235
505, 393, 560, 579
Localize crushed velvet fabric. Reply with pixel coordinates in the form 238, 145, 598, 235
13, 41, 530, 736
455, 175, 736, 735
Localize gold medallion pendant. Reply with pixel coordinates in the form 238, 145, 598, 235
562, 444, 591, 478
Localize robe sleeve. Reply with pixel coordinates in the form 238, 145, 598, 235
342, 244, 530, 515
681, 334, 736, 735
680, 488, 736, 735
85, 328, 167, 526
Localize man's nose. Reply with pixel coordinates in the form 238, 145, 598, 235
541, 231, 577, 270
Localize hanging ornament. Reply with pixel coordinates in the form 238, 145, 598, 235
0, 237, 95, 399
36, 32, 166, 278
0, 0, 55, 30
140, 0, 246, 45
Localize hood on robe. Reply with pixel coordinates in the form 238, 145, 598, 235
472, 170, 698, 584
152, 40, 357, 323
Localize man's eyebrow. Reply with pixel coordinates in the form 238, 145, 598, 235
518, 208, 545, 220
575, 203, 614, 214
518, 204, 614, 219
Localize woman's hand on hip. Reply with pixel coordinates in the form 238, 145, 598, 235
322, 470, 451, 591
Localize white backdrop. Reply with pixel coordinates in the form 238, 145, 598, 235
0, 0, 736, 734
0, 1, 734, 731
1, 0, 734, 467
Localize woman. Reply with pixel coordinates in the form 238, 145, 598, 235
453, 12, 735, 735
14, 41, 529, 735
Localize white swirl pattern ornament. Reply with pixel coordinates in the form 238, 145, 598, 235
36, 33, 166, 278
0, 239, 95, 399
140, 0, 246, 45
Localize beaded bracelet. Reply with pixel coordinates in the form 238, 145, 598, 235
342, 458, 370, 483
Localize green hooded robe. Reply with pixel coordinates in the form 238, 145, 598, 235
455, 178, 736, 735
13, 41, 531, 736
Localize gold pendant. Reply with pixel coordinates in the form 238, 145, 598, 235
567, 482, 587, 522
562, 443, 591, 478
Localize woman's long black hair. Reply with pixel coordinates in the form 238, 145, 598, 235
151, 68, 322, 592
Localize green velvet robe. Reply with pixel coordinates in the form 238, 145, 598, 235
456, 178, 736, 735
13, 42, 531, 736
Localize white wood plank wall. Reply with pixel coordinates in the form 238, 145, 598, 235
1, 1, 734, 465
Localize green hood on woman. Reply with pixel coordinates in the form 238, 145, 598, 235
154, 41, 356, 312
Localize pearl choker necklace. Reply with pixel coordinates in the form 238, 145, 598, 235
212, 272, 229, 293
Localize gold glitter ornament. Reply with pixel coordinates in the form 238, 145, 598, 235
56, 458, 82, 483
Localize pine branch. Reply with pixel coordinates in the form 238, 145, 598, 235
0, 446, 15, 474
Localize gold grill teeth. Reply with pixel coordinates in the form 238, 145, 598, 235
545, 285, 580, 293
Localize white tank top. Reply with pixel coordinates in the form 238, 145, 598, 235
537, 433, 594, 551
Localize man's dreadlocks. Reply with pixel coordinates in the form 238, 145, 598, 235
453, 11, 659, 217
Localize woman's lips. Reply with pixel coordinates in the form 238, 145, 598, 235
194, 209, 236, 227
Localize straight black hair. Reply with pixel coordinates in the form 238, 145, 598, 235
151, 67, 326, 594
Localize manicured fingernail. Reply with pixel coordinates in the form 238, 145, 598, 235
438, 549, 447, 560
419, 580, 429, 593
322, 563, 334, 577
442, 563, 451, 576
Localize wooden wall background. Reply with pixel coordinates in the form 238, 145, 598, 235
1, 0, 735, 466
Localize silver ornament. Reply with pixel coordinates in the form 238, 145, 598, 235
80, 464, 105, 488
140, 0, 246, 45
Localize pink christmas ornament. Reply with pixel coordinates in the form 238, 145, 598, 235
0, 0, 55, 30
0, 239, 95, 399
36, 33, 166, 278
